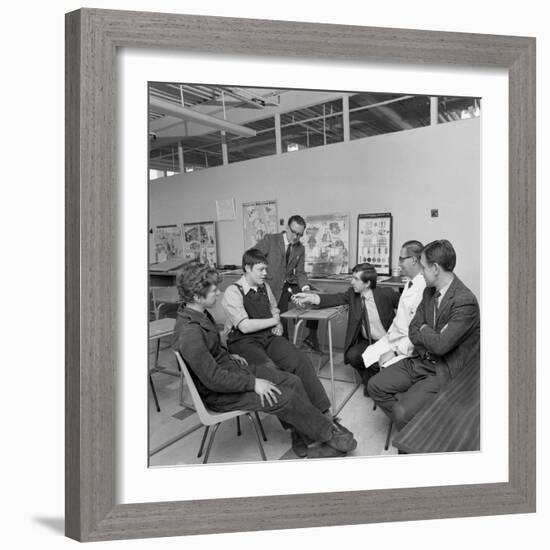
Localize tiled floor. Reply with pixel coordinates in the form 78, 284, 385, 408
149, 337, 398, 467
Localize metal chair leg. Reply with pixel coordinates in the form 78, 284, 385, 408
246, 413, 267, 461
254, 412, 267, 441
203, 423, 221, 464
197, 426, 210, 458
236, 416, 241, 436
384, 420, 393, 451
149, 373, 160, 412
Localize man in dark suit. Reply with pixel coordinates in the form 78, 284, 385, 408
255, 215, 319, 348
367, 239, 480, 430
293, 263, 399, 393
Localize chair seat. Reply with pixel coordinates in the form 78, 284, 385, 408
200, 407, 246, 426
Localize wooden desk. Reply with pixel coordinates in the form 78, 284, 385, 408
392, 362, 480, 454
281, 305, 357, 416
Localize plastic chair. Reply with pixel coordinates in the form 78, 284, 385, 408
174, 351, 268, 464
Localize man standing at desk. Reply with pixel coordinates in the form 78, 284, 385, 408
367, 239, 480, 430
255, 214, 319, 350
293, 263, 399, 395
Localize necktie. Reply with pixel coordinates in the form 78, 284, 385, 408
362, 296, 372, 344
285, 244, 291, 266
407, 280, 413, 289
433, 290, 441, 326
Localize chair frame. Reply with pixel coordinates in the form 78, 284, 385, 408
174, 351, 267, 464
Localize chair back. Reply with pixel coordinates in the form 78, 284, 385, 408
151, 286, 180, 319
173, 351, 216, 425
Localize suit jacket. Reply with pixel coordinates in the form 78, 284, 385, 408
171, 307, 255, 408
318, 286, 399, 361
408, 275, 480, 381
255, 232, 308, 303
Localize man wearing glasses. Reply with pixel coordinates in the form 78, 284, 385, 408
375, 240, 426, 366
255, 214, 319, 348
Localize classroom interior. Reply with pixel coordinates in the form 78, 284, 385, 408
148, 84, 481, 466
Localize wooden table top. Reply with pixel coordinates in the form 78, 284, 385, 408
280, 305, 348, 321
392, 361, 480, 454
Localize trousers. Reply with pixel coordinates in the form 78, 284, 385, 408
228, 331, 331, 413
208, 362, 334, 443
367, 358, 442, 430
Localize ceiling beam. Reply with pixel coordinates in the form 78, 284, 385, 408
149, 96, 257, 138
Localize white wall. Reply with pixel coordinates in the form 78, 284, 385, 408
151, 118, 481, 297
4, 2, 546, 550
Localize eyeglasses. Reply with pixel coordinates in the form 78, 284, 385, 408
289, 227, 304, 238
398, 255, 413, 262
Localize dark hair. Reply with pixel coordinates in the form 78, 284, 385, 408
176, 262, 221, 303
352, 262, 377, 289
287, 214, 306, 228
242, 248, 268, 271
422, 239, 456, 272
402, 240, 424, 259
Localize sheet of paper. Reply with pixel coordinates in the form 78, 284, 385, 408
216, 198, 236, 221
361, 335, 408, 368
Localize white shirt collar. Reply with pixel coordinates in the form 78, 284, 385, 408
282, 231, 290, 247
438, 275, 454, 300
409, 272, 424, 287
237, 275, 259, 294
361, 288, 374, 301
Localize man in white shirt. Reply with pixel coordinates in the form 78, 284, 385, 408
376, 240, 426, 366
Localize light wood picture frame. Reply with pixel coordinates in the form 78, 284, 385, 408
65, 8, 535, 542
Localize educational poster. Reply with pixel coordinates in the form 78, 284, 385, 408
153, 224, 184, 263
357, 213, 393, 275
303, 213, 350, 276
242, 200, 278, 249
183, 221, 218, 267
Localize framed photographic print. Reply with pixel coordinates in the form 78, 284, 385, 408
152, 224, 184, 263
357, 212, 393, 275
304, 212, 350, 276
183, 221, 218, 267
65, 8, 535, 542
242, 199, 279, 249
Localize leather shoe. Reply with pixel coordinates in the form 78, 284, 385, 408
303, 337, 321, 353
291, 429, 308, 458
306, 443, 346, 459
332, 418, 353, 436
326, 428, 357, 453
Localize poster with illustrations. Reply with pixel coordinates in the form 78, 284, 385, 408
303, 213, 350, 276
153, 224, 184, 263
242, 200, 278, 249
356, 213, 393, 275
183, 221, 218, 267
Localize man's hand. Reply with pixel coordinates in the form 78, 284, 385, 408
271, 322, 284, 336
254, 378, 282, 407
230, 354, 248, 366
379, 350, 396, 366
291, 292, 319, 307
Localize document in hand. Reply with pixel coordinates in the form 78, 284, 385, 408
361, 335, 408, 369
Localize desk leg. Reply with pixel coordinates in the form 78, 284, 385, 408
327, 319, 336, 415
292, 319, 305, 346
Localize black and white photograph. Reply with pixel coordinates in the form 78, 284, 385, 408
147, 83, 481, 466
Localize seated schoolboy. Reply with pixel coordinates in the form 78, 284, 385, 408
222, 249, 330, 417
172, 261, 357, 459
